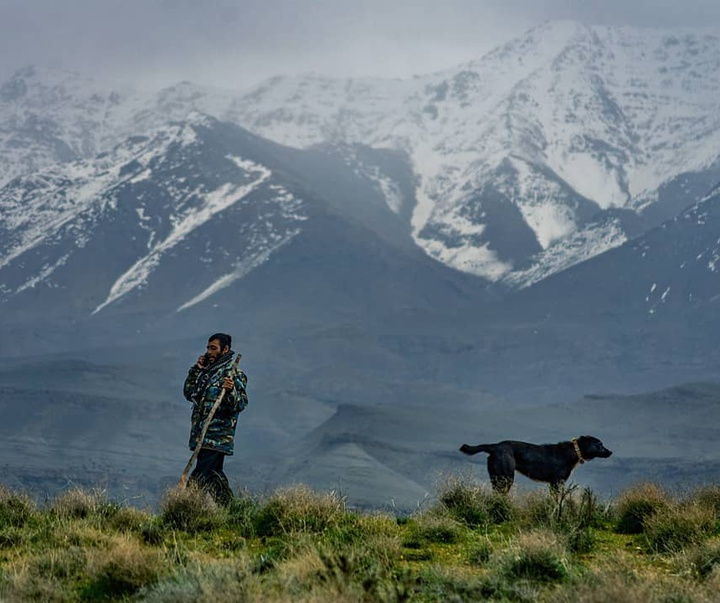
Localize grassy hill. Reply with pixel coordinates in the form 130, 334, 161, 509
3, 478, 720, 602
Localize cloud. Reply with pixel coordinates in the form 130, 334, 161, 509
1, 0, 720, 89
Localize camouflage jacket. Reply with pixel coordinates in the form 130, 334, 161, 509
183, 350, 248, 455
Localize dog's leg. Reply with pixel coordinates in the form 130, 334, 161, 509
549, 480, 564, 493
490, 474, 513, 494
487, 454, 514, 495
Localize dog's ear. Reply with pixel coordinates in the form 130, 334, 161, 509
577, 435, 600, 448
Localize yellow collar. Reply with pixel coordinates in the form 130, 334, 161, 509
572, 438, 585, 464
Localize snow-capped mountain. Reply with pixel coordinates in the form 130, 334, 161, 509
3, 21, 720, 288
440, 182, 720, 401
0, 114, 308, 319
501, 183, 720, 320
0, 113, 491, 334
0, 66, 139, 185
227, 21, 720, 284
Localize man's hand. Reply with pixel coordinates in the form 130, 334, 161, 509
196, 355, 206, 368
222, 376, 234, 391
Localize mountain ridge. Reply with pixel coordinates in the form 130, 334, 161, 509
4, 21, 720, 286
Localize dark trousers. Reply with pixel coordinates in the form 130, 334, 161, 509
188, 448, 234, 505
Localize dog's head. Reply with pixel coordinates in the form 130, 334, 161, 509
577, 436, 612, 460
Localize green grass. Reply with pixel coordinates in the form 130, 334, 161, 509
2, 480, 720, 601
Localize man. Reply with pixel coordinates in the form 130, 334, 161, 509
183, 332, 248, 505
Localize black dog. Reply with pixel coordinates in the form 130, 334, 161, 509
459, 436, 612, 494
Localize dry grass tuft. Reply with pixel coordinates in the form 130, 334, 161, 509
0, 567, 70, 603
254, 485, 347, 537
552, 566, 665, 603
0, 484, 36, 527
406, 511, 463, 545
687, 485, 720, 515
643, 503, 716, 553
109, 505, 153, 533
614, 483, 671, 534
681, 538, 720, 581
159, 485, 221, 532
435, 473, 513, 527
466, 537, 494, 567
497, 529, 570, 584
553, 554, 720, 603
139, 559, 251, 603
0, 546, 88, 602
49, 488, 107, 519
85, 533, 165, 597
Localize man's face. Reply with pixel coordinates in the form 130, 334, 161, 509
205, 339, 229, 364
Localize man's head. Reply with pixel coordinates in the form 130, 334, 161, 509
205, 332, 232, 365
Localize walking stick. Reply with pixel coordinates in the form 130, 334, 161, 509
178, 353, 242, 489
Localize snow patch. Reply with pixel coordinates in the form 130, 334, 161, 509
93, 165, 271, 314
510, 157, 577, 248
503, 219, 627, 288
549, 153, 629, 210
519, 199, 576, 249
177, 231, 300, 312
129, 169, 152, 184
423, 238, 512, 281
15, 254, 70, 293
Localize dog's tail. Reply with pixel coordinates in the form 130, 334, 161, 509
459, 443, 494, 456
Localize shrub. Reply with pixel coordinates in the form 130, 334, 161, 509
49, 488, 107, 520
552, 565, 665, 603
0, 546, 88, 602
408, 566, 491, 602
643, 503, 716, 553
325, 512, 398, 549
32, 547, 88, 580
559, 487, 604, 554
0, 485, 36, 527
311, 544, 400, 601
406, 512, 462, 545
159, 485, 222, 533
687, 485, 720, 516
250, 535, 298, 576
269, 516, 401, 597
333, 515, 401, 576
224, 491, 258, 536
109, 506, 153, 533
517, 489, 557, 527
269, 546, 328, 594
0, 526, 25, 548
139, 561, 250, 603
0, 571, 69, 603
466, 538, 493, 567
684, 539, 720, 580
82, 535, 165, 598
614, 483, 670, 534
253, 485, 346, 537
516, 486, 605, 554
140, 519, 166, 545
435, 474, 512, 527
497, 530, 570, 584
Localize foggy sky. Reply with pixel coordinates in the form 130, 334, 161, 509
2, 0, 720, 91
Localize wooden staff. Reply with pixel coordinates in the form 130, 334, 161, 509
178, 353, 242, 489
